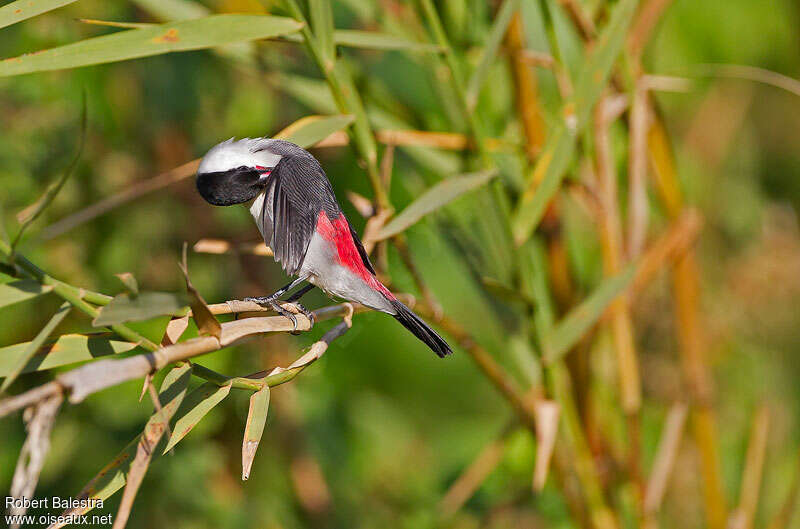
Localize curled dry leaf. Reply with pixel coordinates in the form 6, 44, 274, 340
179, 244, 221, 340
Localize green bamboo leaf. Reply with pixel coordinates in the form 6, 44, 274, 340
375, 170, 498, 241
465, 0, 519, 109
0, 302, 71, 393
242, 385, 270, 480
0, 279, 54, 308
130, 0, 209, 21
511, 126, 575, 244
0, 334, 138, 377
163, 381, 232, 453
0, 14, 304, 77
541, 262, 636, 363
57, 364, 192, 522
130, 0, 257, 64
92, 292, 189, 327
511, 0, 639, 245
330, 30, 441, 52
276, 114, 355, 148
0, 0, 77, 30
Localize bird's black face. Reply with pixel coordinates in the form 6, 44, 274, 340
196, 166, 269, 206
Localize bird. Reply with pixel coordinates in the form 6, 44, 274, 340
195, 137, 452, 358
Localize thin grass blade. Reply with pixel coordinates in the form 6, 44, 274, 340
13, 95, 86, 248
374, 170, 498, 241
465, 0, 519, 110
309, 0, 335, 65
542, 262, 637, 363
511, 0, 640, 244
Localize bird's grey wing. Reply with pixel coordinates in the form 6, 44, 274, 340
269, 155, 339, 276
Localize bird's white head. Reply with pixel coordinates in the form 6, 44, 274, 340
196, 137, 285, 206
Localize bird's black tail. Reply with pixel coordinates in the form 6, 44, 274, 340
390, 300, 452, 358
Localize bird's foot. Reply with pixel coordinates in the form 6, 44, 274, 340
277, 302, 315, 334
287, 302, 315, 327
244, 296, 299, 333
243, 296, 276, 306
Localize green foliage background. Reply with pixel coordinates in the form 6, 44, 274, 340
1, 1, 800, 528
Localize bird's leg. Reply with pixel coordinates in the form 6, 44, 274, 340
285, 283, 315, 303
243, 279, 302, 306
244, 279, 316, 333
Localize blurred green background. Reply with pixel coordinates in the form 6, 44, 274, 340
2, 1, 800, 528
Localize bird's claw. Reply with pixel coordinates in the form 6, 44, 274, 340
279, 302, 315, 334
243, 296, 314, 334
291, 302, 315, 327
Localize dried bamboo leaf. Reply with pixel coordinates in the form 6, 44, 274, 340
113, 364, 192, 529
532, 400, 560, 491
161, 316, 190, 346
179, 244, 221, 339
242, 385, 270, 481
8, 394, 62, 527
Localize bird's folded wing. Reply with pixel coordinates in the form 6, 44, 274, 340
267, 155, 339, 276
